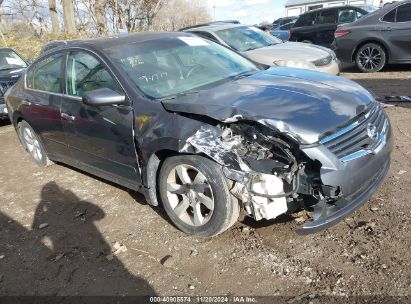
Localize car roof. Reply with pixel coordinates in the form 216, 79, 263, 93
182, 23, 249, 33
40, 32, 194, 55
301, 5, 363, 14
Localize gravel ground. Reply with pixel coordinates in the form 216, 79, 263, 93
0, 71, 410, 301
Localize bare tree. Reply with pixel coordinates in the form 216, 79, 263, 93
62, 0, 76, 34
153, 0, 211, 31
94, 0, 105, 35
48, 0, 60, 34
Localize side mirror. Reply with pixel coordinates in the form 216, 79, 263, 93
83, 88, 127, 106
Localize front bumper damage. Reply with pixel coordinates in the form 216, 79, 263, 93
180, 106, 393, 234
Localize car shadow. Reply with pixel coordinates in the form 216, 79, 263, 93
57, 162, 178, 228
0, 181, 156, 297
240, 213, 295, 229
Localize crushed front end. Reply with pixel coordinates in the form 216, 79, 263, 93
181, 102, 393, 234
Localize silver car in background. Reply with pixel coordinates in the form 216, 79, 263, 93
182, 23, 340, 75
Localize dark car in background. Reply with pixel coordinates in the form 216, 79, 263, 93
333, 0, 411, 72
6, 33, 392, 237
290, 5, 368, 47
0, 48, 28, 119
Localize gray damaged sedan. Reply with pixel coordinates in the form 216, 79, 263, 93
6, 33, 391, 236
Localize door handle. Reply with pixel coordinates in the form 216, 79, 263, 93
61, 112, 76, 122
381, 27, 392, 31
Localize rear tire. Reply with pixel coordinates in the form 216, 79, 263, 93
158, 155, 239, 237
355, 43, 386, 73
18, 121, 53, 167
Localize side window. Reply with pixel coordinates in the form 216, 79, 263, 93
27, 53, 63, 93
66, 51, 121, 97
295, 13, 315, 27
316, 9, 338, 24
396, 3, 411, 22
338, 9, 358, 23
191, 31, 219, 43
383, 8, 397, 22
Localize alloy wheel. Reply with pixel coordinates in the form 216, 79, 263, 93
166, 164, 214, 227
358, 46, 383, 72
22, 127, 43, 162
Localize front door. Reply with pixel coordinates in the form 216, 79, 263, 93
60, 50, 140, 187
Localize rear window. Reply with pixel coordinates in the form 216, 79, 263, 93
383, 8, 396, 22
294, 12, 316, 27
396, 2, 411, 22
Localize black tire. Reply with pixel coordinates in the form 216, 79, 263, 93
355, 43, 386, 73
158, 155, 239, 237
18, 120, 53, 167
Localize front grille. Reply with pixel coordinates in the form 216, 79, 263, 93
312, 55, 332, 67
320, 102, 389, 162
0, 80, 17, 96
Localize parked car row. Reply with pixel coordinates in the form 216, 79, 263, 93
273, 0, 411, 72
181, 23, 340, 75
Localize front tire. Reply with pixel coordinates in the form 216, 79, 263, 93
355, 43, 386, 73
158, 155, 239, 237
18, 121, 53, 167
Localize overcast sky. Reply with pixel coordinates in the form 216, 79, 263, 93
206, 0, 287, 25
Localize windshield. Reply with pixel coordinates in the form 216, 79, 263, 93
0, 50, 27, 71
105, 36, 259, 99
216, 26, 282, 52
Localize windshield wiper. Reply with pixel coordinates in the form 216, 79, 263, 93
231, 71, 256, 80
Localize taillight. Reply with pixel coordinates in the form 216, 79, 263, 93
334, 29, 351, 38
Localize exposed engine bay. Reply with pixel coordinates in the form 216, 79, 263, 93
181, 120, 343, 222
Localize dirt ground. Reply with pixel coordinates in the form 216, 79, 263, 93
0, 68, 410, 301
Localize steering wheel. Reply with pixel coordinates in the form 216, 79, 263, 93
185, 64, 203, 79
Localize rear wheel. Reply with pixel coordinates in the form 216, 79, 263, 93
355, 43, 386, 73
158, 155, 239, 237
18, 121, 53, 167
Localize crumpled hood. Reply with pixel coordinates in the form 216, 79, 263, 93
244, 42, 331, 64
161, 67, 375, 144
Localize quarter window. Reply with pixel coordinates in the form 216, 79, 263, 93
27, 53, 63, 93
66, 51, 121, 97
396, 3, 411, 22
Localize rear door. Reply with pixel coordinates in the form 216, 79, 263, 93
60, 49, 141, 187
24, 52, 69, 159
380, 2, 411, 62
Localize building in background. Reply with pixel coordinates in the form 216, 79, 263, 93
285, 0, 389, 16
